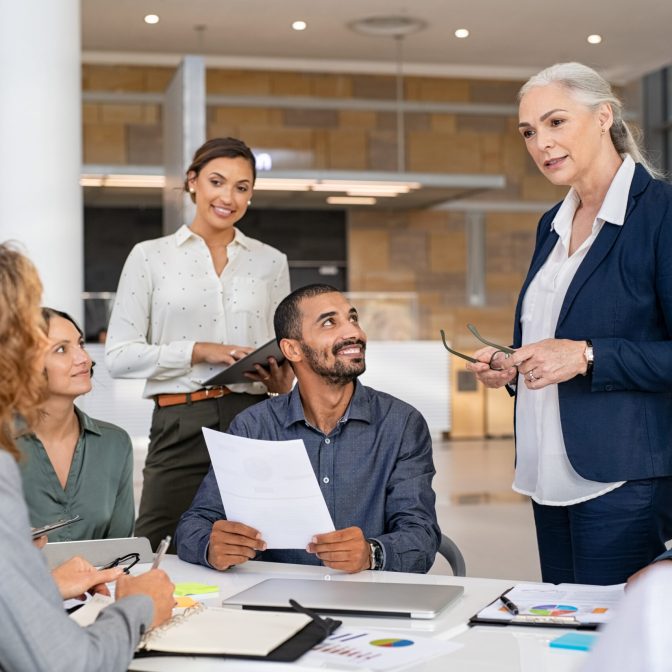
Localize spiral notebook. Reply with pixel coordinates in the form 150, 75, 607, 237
71, 594, 340, 661
138, 602, 310, 656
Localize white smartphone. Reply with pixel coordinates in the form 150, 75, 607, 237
31, 514, 81, 539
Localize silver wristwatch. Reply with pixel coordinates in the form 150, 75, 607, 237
583, 339, 594, 375
368, 539, 383, 570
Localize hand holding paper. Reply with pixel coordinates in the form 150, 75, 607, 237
208, 520, 267, 570
307, 527, 370, 573
202, 428, 335, 550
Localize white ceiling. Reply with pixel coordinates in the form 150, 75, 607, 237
82, 0, 672, 83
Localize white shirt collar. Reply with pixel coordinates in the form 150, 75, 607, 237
551, 154, 636, 239
174, 224, 192, 246
175, 225, 251, 250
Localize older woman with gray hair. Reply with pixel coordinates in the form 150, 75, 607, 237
468, 62, 672, 585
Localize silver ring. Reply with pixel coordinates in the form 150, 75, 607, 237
230, 350, 237, 357
527, 371, 537, 381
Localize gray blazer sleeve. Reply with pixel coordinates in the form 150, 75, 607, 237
0, 452, 154, 672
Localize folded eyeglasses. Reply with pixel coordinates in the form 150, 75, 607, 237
440, 323, 515, 370
100, 552, 140, 574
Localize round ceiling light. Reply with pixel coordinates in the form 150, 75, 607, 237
454, 28, 470, 39
587, 34, 603, 44
348, 15, 427, 37
144, 14, 160, 25
292, 20, 307, 31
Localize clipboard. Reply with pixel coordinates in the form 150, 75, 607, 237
469, 610, 600, 630
204, 338, 285, 386
134, 599, 340, 662
468, 584, 620, 631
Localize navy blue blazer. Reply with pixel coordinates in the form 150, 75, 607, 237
513, 164, 672, 482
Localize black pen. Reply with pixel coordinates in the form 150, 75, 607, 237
499, 591, 520, 616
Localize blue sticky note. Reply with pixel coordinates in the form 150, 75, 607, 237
549, 632, 597, 652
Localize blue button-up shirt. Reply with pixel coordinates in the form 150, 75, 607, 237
176, 381, 440, 573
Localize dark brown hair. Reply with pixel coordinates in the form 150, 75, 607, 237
41, 307, 84, 338
183, 137, 256, 203
274, 284, 340, 342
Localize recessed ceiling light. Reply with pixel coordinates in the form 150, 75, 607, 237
327, 196, 377, 206
587, 34, 602, 44
455, 28, 470, 39
292, 20, 307, 31
144, 14, 160, 25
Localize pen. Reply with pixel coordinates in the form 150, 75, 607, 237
499, 590, 520, 616
152, 535, 171, 570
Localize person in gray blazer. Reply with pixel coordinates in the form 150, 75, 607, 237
0, 242, 175, 672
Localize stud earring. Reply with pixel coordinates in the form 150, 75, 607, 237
601, 127, 606, 134
189, 188, 195, 194
248, 200, 252, 206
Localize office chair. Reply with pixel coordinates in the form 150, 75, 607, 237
438, 533, 467, 577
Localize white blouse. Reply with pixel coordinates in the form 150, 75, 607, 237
513, 155, 635, 505
105, 225, 290, 398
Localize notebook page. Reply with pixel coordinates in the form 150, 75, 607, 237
142, 605, 311, 656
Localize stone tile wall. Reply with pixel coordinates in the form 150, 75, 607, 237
82, 64, 574, 436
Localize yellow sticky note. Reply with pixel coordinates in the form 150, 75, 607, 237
174, 596, 198, 608
174, 582, 219, 597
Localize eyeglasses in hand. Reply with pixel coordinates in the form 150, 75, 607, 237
440, 323, 515, 371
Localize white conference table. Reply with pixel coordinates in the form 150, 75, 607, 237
129, 556, 589, 672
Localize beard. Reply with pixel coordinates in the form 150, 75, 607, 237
300, 338, 366, 386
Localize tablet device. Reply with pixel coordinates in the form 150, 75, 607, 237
204, 339, 285, 386
42, 536, 154, 569
31, 514, 81, 539
221, 578, 464, 619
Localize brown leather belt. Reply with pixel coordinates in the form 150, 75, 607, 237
155, 386, 232, 408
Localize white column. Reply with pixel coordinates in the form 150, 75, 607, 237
466, 211, 486, 307
0, 0, 83, 324
163, 56, 206, 235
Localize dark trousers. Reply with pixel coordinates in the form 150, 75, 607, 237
135, 393, 261, 550
532, 477, 672, 585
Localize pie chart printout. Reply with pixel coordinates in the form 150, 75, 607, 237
369, 638, 415, 648
529, 604, 579, 617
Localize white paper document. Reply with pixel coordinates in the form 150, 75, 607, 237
202, 428, 335, 548
475, 582, 624, 625
69, 594, 114, 627
299, 628, 463, 671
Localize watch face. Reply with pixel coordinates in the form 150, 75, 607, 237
372, 542, 383, 570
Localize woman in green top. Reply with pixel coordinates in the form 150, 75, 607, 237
18, 308, 134, 541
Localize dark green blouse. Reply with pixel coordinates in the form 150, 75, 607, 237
17, 407, 135, 542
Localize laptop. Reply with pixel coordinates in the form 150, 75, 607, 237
204, 338, 285, 386
221, 578, 464, 620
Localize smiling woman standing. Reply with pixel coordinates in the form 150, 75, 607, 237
18, 308, 134, 541
106, 137, 293, 549
467, 63, 672, 585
